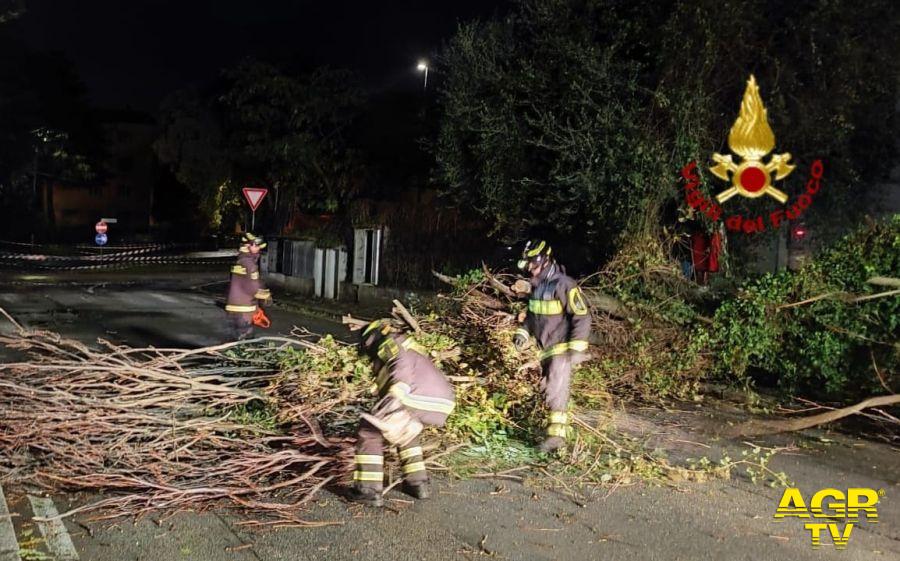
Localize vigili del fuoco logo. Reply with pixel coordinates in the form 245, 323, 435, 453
681, 75, 824, 234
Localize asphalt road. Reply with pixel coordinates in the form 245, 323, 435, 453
0, 272, 347, 347
0, 273, 897, 561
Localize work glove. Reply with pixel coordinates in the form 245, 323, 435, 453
361, 395, 423, 448
570, 351, 589, 366
513, 331, 529, 352
255, 289, 273, 307
569, 341, 589, 365
511, 279, 532, 297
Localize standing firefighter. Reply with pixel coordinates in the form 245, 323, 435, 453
349, 320, 456, 507
513, 240, 591, 453
225, 233, 271, 340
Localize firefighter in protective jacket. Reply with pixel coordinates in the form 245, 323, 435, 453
513, 240, 591, 453
349, 319, 456, 507
225, 233, 271, 340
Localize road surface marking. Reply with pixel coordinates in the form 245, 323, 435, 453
27, 495, 79, 560
151, 293, 180, 304
0, 485, 21, 561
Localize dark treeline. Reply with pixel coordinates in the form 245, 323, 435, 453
0, 0, 897, 262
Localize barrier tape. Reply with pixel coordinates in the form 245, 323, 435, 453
0, 254, 233, 271
0, 240, 240, 271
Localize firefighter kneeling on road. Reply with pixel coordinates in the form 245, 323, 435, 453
513, 240, 591, 454
225, 233, 272, 340
349, 320, 456, 507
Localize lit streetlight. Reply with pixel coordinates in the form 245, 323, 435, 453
417, 60, 428, 90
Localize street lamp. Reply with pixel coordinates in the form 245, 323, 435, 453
417, 60, 428, 90
29, 128, 49, 208
29, 127, 67, 235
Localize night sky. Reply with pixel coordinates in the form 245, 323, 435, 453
14, 0, 510, 110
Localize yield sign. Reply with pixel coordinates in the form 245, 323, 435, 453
242, 187, 268, 211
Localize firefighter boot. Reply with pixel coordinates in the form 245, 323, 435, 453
402, 480, 431, 500
536, 436, 566, 454
399, 442, 429, 499
347, 484, 384, 507
536, 411, 568, 454
352, 435, 384, 507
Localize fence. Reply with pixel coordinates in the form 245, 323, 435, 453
265, 239, 347, 300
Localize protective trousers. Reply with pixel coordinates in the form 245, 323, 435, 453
354, 417, 429, 491
228, 312, 253, 341
540, 354, 572, 439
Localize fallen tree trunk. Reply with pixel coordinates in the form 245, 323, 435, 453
392, 299, 421, 333
725, 394, 900, 437
481, 262, 517, 299
342, 315, 370, 330
432, 270, 458, 286
432, 270, 508, 310
868, 276, 900, 288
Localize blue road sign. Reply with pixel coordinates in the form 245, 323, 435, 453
95, 233, 108, 246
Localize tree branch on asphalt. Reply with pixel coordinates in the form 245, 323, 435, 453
726, 394, 900, 437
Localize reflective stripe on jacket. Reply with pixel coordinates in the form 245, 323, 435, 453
226, 249, 266, 313
521, 264, 591, 357
374, 334, 456, 419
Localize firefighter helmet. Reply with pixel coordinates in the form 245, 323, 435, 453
241, 232, 267, 249
517, 239, 553, 271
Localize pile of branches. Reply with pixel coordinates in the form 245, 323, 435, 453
427, 264, 900, 439
431, 265, 626, 343
430, 264, 699, 397
0, 322, 358, 527
1, 258, 891, 525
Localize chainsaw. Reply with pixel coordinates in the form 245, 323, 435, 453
252, 308, 271, 328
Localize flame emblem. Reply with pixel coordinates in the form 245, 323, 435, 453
710, 75, 794, 203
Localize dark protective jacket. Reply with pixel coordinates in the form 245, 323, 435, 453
517, 263, 591, 360
371, 333, 455, 423
226, 248, 270, 314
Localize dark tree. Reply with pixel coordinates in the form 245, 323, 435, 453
156, 60, 366, 233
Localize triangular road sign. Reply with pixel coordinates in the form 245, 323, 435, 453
242, 187, 268, 211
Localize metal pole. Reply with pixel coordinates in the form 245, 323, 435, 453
32, 149, 38, 206
273, 185, 279, 234
423, 67, 428, 90
251, 210, 256, 232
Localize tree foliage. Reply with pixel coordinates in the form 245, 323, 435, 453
434, 0, 671, 251
0, 0, 24, 24
712, 216, 899, 399
0, 28, 102, 237
155, 60, 365, 232
220, 61, 365, 214
0, 38, 101, 181
154, 89, 232, 228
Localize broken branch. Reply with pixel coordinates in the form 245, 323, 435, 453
725, 393, 900, 437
